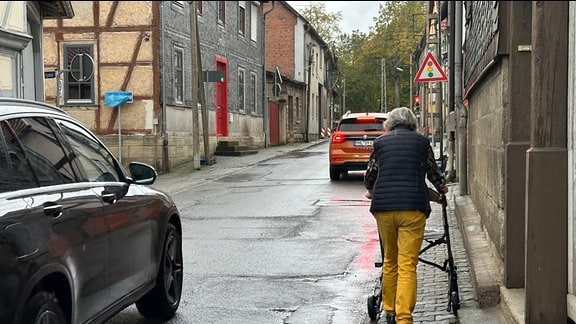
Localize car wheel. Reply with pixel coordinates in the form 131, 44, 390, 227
22, 291, 67, 324
329, 166, 341, 181
136, 223, 183, 320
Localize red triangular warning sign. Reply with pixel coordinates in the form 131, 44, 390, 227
414, 52, 448, 83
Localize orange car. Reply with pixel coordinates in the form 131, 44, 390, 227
329, 112, 388, 180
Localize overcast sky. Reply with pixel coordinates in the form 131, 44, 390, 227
286, 1, 384, 35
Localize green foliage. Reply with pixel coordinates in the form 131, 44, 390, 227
302, 1, 428, 116
298, 3, 342, 50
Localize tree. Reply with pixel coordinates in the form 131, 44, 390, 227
371, 1, 427, 107
298, 2, 342, 50
296, 1, 427, 115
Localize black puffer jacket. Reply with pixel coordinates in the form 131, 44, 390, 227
368, 125, 434, 217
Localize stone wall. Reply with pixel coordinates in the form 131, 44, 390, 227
467, 60, 507, 261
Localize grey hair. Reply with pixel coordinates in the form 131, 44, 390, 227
384, 107, 418, 131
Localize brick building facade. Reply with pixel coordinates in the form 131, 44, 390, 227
264, 1, 337, 144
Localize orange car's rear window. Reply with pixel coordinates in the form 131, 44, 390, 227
338, 118, 386, 131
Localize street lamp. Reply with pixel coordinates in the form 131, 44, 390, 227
381, 59, 411, 112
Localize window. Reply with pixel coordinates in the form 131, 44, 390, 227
174, 48, 184, 103
0, 128, 10, 192
296, 97, 301, 121
1, 118, 76, 191
0, 52, 17, 98
250, 3, 258, 41
238, 68, 245, 112
64, 45, 95, 104
238, 4, 246, 36
313, 94, 316, 119
324, 96, 328, 119
249, 71, 257, 114
338, 118, 386, 131
55, 118, 120, 182
315, 52, 319, 76
218, 1, 225, 25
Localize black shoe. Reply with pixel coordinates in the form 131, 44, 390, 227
385, 314, 396, 324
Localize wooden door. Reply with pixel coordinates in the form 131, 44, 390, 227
269, 100, 279, 145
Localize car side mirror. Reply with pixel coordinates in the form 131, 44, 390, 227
128, 162, 157, 185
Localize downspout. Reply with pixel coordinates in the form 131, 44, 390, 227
435, 1, 444, 171
317, 47, 324, 139
160, 2, 169, 172
446, 1, 456, 182
306, 43, 312, 143
455, 1, 467, 194
263, 2, 275, 148
304, 23, 312, 143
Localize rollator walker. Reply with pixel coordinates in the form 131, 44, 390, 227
367, 189, 460, 320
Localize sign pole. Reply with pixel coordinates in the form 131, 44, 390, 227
118, 104, 122, 164
103, 90, 132, 165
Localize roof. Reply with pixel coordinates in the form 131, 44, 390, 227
0, 98, 68, 116
340, 111, 388, 120
40, 1, 74, 19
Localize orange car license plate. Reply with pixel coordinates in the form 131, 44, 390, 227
354, 140, 373, 147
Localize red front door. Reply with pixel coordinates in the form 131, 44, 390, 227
215, 59, 228, 136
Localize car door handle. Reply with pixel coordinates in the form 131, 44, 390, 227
101, 193, 117, 204
43, 204, 63, 218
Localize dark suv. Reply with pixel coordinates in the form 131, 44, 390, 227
329, 111, 388, 180
0, 98, 183, 323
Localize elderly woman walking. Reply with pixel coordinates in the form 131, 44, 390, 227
364, 107, 448, 324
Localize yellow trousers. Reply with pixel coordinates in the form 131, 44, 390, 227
373, 210, 427, 324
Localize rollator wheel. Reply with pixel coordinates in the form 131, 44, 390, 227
367, 295, 379, 320
448, 272, 460, 316
450, 290, 460, 316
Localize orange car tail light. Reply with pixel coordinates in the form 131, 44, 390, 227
331, 132, 346, 144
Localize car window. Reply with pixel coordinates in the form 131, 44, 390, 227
338, 119, 385, 131
0, 127, 14, 193
54, 119, 121, 182
1, 118, 77, 190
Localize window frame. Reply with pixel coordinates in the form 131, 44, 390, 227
250, 3, 258, 42
174, 47, 184, 104
238, 3, 246, 36
249, 71, 257, 115
63, 44, 95, 105
197, 1, 203, 15
238, 67, 245, 112
217, 1, 226, 25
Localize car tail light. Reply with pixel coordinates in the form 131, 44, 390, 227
356, 116, 377, 122
331, 132, 346, 144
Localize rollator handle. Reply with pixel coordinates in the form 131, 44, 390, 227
428, 188, 447, 206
